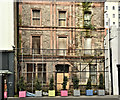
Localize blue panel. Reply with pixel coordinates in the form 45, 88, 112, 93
86, 90, 93, 96
26, 92, 35, 97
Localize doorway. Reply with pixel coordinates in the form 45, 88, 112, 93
55, 64, 69, 91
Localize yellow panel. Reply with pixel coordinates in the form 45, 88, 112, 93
48, 90, 55, 96
57, 73, 63, 83
65, 73, 69, 90
57, 84, 62, 90
57, 73, 69, 90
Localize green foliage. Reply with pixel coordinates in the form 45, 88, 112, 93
17, 77, 26, 91
62, 76, 68, 90
82, 1, 96, 30
84, 23, 95, 30
49, 75, 54, 90
99, 73, 104, 89
19, 14, 22, 26
72, 75, 79, 89
19, 34, 21, 50
86, 77, 92, 90
82, 2, 91, 12
85, 31, 91, 38
35, 79, 41, 90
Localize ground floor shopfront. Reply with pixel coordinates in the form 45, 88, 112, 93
0, 51, 14, 100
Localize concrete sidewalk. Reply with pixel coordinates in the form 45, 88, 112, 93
7, 95, 119, 100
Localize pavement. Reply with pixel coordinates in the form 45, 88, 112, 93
7, 95, 120, 100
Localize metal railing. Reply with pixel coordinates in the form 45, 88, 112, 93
18, 48, 105, 57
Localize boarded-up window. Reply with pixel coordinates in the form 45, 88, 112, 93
27, 63, 36, 83
32, 10, 40, 25
32, 36, 40, 54
84, 38, 92, 55
37, 64, 46, 83
59, 11, 66, 26
58, 37, 67, 55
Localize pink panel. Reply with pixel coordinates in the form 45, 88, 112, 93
19, 91, 26, 97
61, 90, 68, 96
4, 92, 7, 98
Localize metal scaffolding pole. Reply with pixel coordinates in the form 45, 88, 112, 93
42, 49, 43, 88
22, 48, 23, 76
64, 49, 65, 77
32, 49, 34, 93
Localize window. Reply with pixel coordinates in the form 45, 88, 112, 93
113, 6, 115, 10
27, 63, 46, 83
106, 22, 108, 26
90, 64, 97, 85
119, 6, 120, 11
119, 14, 120, 19
106, 14, 108, 18
27, 63, 36, 83
37, 64, 46, 83
106, 6, 108, 10
58, 36, 67, 55
84, 11, 91, 27
84, 38, 92, 55
32, 36, 40, 54
113, 22, 115, 25
32, 10, 40, 25
59, 11, 66, 26
56, 64, 69, 73
80, 64, 87, 83
113, 14, 115, 18
119, 22, 120, 27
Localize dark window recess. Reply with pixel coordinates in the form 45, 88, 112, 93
32, 10, 40, 25
106, 6, 108, 10
113, 22, 115, 25
27, 63, 36, 83
119, 6, 120, 11
89, 64, 97, 85
59, 11, 66, 26
32, 36, 40, 54
56, 64, 69, 73
119, 22, 120, 27
37, 64, 46, 83
113, 6, 115, 10
119, 14, 120, 19
84, 11, 91, 28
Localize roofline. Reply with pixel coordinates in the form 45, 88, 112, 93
19, 0, 106, 2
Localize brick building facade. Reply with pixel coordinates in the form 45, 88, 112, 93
18, 0, 106, 94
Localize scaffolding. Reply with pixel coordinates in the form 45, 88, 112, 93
17, 48, 108, 94
17, 0, 108, 95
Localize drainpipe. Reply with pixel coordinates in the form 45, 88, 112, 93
110, 48, 113, 95
108, 18, 111, 95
